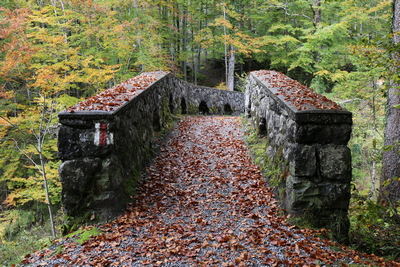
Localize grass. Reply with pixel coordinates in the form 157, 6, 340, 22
66, 226, 102, 245
0, 220, 103, 266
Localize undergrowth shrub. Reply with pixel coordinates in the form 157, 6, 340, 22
0, 209, 35, 239
0, 220, 54, 266
349, 190, 400, 261
0, 205, 62, 266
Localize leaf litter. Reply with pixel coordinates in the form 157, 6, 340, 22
20, 116, 399, 267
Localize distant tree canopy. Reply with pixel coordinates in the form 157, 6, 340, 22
0, 0, 392, 93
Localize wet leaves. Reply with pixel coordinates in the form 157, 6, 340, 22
252, 70, 343, 111
21, 116, 398, 266
66, 71, 168, 113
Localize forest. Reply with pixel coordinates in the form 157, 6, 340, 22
0, 0, 399, 264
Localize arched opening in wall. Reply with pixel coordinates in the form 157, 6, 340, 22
224, 104, 233, 115
199, 101, 209, 115
153, 110, 161, 132
169, 94, 174, 113
181, 98, 187, 114
258, 117, 267, 136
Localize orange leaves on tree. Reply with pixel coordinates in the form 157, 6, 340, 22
0, 8, 34, 80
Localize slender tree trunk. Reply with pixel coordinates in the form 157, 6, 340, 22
371, 92, 377, 197
0, 175, 8, 205
223, 3, 228, 88
40, 149, 56, 238
50, 0, 68, 42
381, 0, 400, 204
174, 2, 181, 76
227, 45, 235, 91
39, 97, 56, 238
11, 96, 57, 239
196, 20, 202, 85
314, 0, 322, 25
182, 8, 188, 81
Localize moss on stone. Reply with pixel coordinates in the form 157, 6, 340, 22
243, 118, 289, 203
244, 121, 288, 186
78, 228, 101, 244
210, 106, 219, 114
160, 97, 173, 126
60, 210, 96, 236
123, 167, 142, 198
188, 103, 198, 114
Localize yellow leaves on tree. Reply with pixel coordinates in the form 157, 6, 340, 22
25, 8, 120, 96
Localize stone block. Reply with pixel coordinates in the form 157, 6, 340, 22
96, 155, 124, 192
289, 145, 316, 177
277, 133, 286, 146
93, 191, 118, 205
279, 114, 287, 129
58, 126, 83, 160
59, 158, 101, 194
319, 145, 352, 181
58, 122, 114, 160
286, 176, 322, 211
283, 143, 296, 162
318, 182, 351, 210
296, 123, 352, 145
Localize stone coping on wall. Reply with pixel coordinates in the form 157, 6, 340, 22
250, 70, 351, 120
59, 71, 244, 120
59, 71, 170, 119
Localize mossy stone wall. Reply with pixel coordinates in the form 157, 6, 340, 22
58, 72, 244, 222
245, 71, 352, 242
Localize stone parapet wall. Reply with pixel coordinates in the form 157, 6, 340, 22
245, 70, 352, 241
58, 72, 244, 221
184, 82, 244, 115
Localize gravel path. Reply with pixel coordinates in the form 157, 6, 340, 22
20, 116, 398, 266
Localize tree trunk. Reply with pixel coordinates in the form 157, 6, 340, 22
182, 8, 188, 81
227, 45, 235, 91
196, 20, 202, 85
314, 0, 322, 25
381, 0, 400, 204
371, 93, 377, 197
223, 4, 228, 88
40, 150, 56, 238
39, 97, 56, 238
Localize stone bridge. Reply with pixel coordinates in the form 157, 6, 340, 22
58, 70, 352, 238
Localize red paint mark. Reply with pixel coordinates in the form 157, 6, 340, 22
99, 123, 107, 146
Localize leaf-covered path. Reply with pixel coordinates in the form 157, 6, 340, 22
22, 116, 397, 266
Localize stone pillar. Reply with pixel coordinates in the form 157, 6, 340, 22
58, 114, 125, 221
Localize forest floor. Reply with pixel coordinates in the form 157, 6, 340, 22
20, 116, 399, 266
